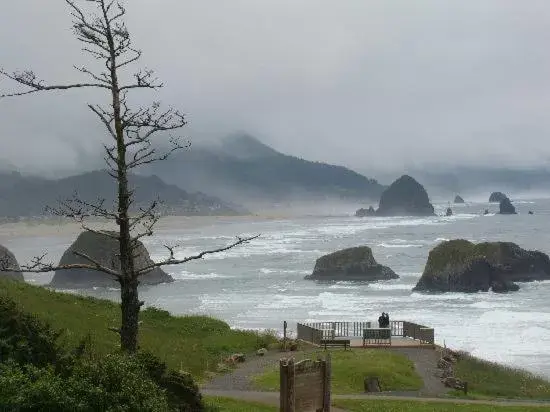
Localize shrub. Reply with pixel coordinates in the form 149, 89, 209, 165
0, 354, 170, 411
0, 295, 63, 368
137, 351, 204, 412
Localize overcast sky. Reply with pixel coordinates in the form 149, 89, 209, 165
1, 0, 550, 176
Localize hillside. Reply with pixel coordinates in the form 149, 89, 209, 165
0, 170, 246, 218
146, 134, 385, 205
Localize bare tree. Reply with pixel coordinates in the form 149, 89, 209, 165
0, 0, 257, 353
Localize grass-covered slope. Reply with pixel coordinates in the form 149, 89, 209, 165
452, 353, 550, 400
0, 279, 274, 379
252, 349, 422, 394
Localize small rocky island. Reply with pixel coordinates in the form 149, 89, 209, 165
305, 246, 398, 281
0, 245, 24, 281
49, 231, 174, 288
499, 198, 517, 215
355, 206, 376, 217
489, 192, 508, 203
454, 195, 465, 204
356, 175, 435, 217
413, 239, 550, 293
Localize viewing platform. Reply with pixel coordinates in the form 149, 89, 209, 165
296, 320, 435, 349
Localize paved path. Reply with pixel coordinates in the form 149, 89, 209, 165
203, 389, 550, 409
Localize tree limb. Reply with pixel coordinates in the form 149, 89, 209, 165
135, 235, 261, 276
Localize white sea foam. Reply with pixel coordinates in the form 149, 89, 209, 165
377, 243, 423, 248
172, 271, 233, 280
367, 282, 415, 291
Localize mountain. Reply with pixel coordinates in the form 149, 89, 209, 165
145, 134, 385, 206
0, 171, 245, 218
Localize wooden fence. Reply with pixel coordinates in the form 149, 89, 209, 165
280, 354, 331, 412
403, 321, 435, 344
296, 323, 323, 345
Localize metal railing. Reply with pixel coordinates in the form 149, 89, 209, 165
297, 320, 435, 346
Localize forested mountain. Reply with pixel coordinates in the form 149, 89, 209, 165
146, 134, 385, 205
0, 170, 245, 218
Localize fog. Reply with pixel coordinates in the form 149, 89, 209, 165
1, 0, 550, 178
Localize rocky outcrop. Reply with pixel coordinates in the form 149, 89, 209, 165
50, 231, 174, 288
305, 246, 398, 281
374, 175, 435, 217
0, 245, 24, 281
499, 198, 516, 215
489, 192, 508, 203
413, 239, 550, 293
355, 206, 376, 217
454, 195, 465, 204
445, 207, 453, 217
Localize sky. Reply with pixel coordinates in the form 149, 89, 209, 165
1, 0, 550, 176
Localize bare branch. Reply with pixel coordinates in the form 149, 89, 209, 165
0, 252, 120, 278
0, 69, 109, 98
135, 235, 261, 276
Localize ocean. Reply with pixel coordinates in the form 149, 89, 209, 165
3, 198, 550, 378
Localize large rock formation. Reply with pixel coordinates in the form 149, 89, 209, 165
305, 246, 398, 281
499, 198, 517, 215
0, 245, 24, 281
489, 192, 508, 203
374, 175, 435, 217
50, 231, 174, 288
355, 206, 376, 217
454, 195, 465, 204
413, 239, 550, 293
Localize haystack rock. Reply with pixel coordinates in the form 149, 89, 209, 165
413, 239, 550, 293
305, 246, 398, 281
454, 195, 465, 204
489, 192, 508, 203
50, 231, 174, 288
0, 245, 24, 281
355, 206, 376, 217
499, 198, 517, 215
375, 175, 435, 217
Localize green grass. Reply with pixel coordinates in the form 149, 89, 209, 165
334, 399, 550, 411
204, 396, 277, 412
252, 349, 422, 394
452, 353, 550, 400
0, 279, 276, 379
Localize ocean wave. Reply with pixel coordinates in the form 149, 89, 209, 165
377, 243, 423, 248
172, 271, 233, 280
260, 268, 310, 275
368, 282, 415, 291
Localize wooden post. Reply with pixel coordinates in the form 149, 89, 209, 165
463, 381, 468, 395
280, 358, 295, 412
283, 320, 288, 352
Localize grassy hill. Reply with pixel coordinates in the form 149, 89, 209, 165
0, 279, 273, 379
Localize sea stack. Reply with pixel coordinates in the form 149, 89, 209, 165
355, 206, 376, 217
374, 175, 435, 217
454, 195, 465, 204
413, 239, 550, 293
499, 198, 517, 215
50, 231, 174, 288
0, 245, 24, 281
305, 246, 398, 281
489, 192, 508, 203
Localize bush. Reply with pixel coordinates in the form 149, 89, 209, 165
0, 295, 63, 368
137, 351, 205, 412
0, 354, 170, 411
